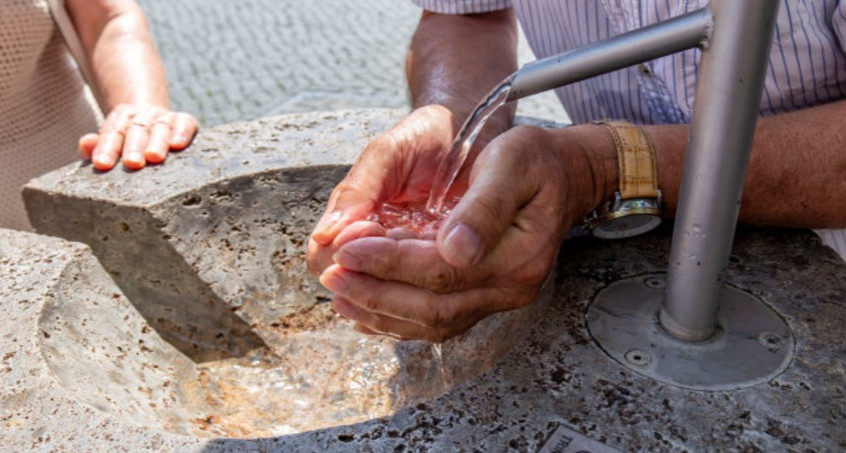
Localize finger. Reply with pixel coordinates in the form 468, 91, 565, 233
91, 132, 125, 171
437, 127, 543, 267
168, 112, 198, 150
334, 220, 387, 247
319, 264, 497, 334
307, 220, 387, 276
91, 107, 135, 170
78, 133, 99, 159
144, 113, 174, 164
386, 227, 416, 240
333, 236, 481, 293
333, 294, 449, 342
334, 296, 436, 340
122, 108, 164, 170
310, 192, 377, 246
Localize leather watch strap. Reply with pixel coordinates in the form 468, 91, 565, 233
596, 121, 659, 200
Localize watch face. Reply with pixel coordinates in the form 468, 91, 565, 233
592, 214, 662, 240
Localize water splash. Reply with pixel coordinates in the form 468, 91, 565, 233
426, 77, 515, 213
367, 198, 458, 240
431, 342, 454, 389
369, 76, 516, 234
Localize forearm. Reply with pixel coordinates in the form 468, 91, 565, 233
66, 0, 169, 111
407, 8, 519, 134
580, 100, 846, 230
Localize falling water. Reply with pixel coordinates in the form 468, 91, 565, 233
369, 76, 515, 233
366, 77, 516, 386
431, 343, 454, 389
425, 76, 515, 213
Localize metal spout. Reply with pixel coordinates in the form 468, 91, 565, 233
507, 7, 712, 102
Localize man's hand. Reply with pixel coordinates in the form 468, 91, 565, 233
315, 125, 614, 342
78, 104, 198, 171
307, 105, 460, 276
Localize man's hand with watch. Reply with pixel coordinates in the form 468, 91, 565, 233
308, 118, 664, 341
584, 121, 663, 239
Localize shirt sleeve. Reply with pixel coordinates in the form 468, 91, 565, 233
410, 0, 512, 14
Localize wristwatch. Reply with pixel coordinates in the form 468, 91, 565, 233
584, 121, 663, 239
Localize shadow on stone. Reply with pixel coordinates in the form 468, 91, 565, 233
24, 189, 266, 362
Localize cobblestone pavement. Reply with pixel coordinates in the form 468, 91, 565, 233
137, 0, 568, 127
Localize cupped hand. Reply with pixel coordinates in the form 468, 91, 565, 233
78, 104, 199, 171
307, 104, 460, 277
318, 125, 608, 342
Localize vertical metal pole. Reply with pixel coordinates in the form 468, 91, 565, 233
660, 0, 780, 342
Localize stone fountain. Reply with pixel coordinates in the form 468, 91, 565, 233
1, 108, 844, 452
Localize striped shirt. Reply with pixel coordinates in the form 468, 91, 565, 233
412, 0, 846, 261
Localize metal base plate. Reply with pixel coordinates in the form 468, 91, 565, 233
587, 273, 794, 390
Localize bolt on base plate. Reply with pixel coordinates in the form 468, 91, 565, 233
586, 273, 794, 391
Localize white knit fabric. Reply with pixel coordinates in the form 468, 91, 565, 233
0, 0, 101, 231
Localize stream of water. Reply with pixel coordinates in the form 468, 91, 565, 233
369, 77, 515, 234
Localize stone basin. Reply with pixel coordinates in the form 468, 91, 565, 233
4, 108, 845, 451
20, 109, 549, 439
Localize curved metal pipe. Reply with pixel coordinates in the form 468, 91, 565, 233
507, 8, 713, 102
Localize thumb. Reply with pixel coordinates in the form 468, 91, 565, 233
436, 142, 537, 268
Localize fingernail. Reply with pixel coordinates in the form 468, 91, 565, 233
443, 223, 481, 267
144, 149, 167, 164
125, 151, 145, 167
172, 135, 187, 145
320, 272, 349, 295
333, 249, 363, 271
93, 154, 115, 170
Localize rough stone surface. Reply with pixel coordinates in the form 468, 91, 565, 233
0, 230, 205, 451
3, 109, 845, 451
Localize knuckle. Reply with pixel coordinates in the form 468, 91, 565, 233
365, 133, 407, 161
424, 266, 460, 293
468, 195, 508, 233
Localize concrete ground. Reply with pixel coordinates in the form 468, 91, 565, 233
136, 0, 568, 127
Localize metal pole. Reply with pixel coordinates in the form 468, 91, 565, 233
660, 0, 780, 342
507, 8, 712, 101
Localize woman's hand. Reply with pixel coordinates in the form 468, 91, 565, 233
78, 104, 198, 171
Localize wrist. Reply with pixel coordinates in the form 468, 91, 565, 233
552, 124, 619, 218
